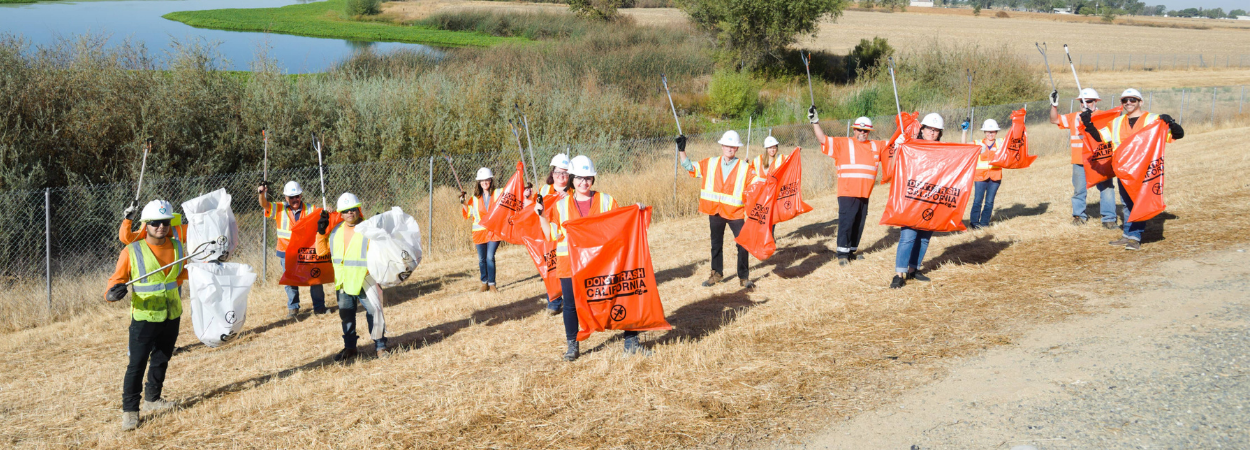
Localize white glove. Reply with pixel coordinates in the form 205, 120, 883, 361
1049, 90, 1059, 107
807, 106, 819, 124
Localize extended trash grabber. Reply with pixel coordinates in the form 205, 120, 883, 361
661, 73, 683, 204
745, 115, 752, 161
888, 57, 902, 117
131, 138, 151, 211
125, 237, 227, 286
507, 119, 529, 186
801, 50, 816, 108
1036, 42, 1057, 93
513, 103, 539, 185
312, 132, 327, 210
1064, 44, 1085, 104
261, 129, 270, 187
440, 149, 466, 195
966, 69, 976, 131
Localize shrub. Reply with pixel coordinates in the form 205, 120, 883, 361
569, 0, 623, 21
844, 37, 892, 82
679, 0, 847, 70
707, 69, 759, 118
345, 0, 381, 16
995, 11, 1009, 18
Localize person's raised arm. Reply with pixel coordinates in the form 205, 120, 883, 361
1048, 90, 1062, 125
676, 135, 695, 174
810, 106, 828, 144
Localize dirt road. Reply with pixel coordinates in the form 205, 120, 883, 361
793, 248, 1250, 449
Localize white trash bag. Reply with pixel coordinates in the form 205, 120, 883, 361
356, 206, 423, 288
361, 275, 386, 341
187, 262, 256, 347
181, 188, 240, 262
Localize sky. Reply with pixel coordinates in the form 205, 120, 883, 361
1158, 0, 1250, 11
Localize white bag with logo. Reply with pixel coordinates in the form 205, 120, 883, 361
181, 188, 240, 262
187, 262, 256, 347
356, 206, 423, 288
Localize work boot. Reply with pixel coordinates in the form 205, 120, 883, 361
1071, 216, 1088, 226
623, 335, 653, 357
488, 285, 499, 294
889, 275, 906, 289
563, 340, 579, 362
376, 347, 391, 359
701, 271, 723, 287
739, 278, 755, 290
287, 307, 299, 319
141, 398, 175, 413
121, 411, 139, 431
1108, 237, 1134, 246
906, 271, 931, 282
1124, 240, 1141, 251
837, 255, 849, 266
1102, 221, 1119, 230
546, 304, 562, 316
334, 347, 358, 362
478, 283, 489, 292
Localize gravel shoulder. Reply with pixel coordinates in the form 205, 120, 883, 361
792, 247, 1250, 449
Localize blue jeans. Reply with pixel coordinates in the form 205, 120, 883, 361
547, 293, 562, 313
337, 290, 387, 351
969, 180, 1001, 228
895, 227, 933, 273
1117, 178, 1146, 242
1072, 164, 1117, 222
279, 252, 325, 312
476, 241, 499, 285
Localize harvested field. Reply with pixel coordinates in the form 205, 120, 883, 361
1079, 68, 1250, 89
382, 1, 689, 26
2, 115, 1248, 447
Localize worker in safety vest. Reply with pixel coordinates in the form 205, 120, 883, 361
1082, 88, 1184, 251
749, 136, 788, 178
104, 200, 187, 431
1050, 88, 1118, 228
258, 180, 325, 317
891, 113, 946, 290
962, 119, 1005, 230
461, 168, 503, 293
315, 193, 389, 361
676, 130, 758, 290
539, 154, 572, 315
535, 156, 642, 361
119, 203, 186, 244
811, 111, 886, 265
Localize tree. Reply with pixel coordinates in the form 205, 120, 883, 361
1231, 9, 1247, 16
679, 0, 848, 70
569, 0, 624, 20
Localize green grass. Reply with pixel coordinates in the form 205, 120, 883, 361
163, 0, 524, 47
0, 0, 59, 3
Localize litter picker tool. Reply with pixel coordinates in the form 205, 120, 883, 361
313, 132, 326, 210
966, 69, 976, 130
1064, 44, 1085, 101
513, 103, 539, 184
125, 237, 227, 286
441, 150, 466, 195
132, 138, 151, 210
261, 129, 270, 187
661, 73, 682, 203
1036, 42, 1056, 93
888, 57, 902, 117
801, 50, 816, 107
261, 129, 269, 283
507, 120, 529, 185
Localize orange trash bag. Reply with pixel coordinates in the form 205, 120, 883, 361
880, 112, 920, 185
513, 202, 562, 300
564, 205, 672, 341
771, 147, 814, 224
278, 207, 338, 287
479, 161, 529, 245
879, 141, 981, 232
1112, 120, 1169, 222
988, 108, 1037, 169
1079, 107, 1124, 188
736, 177, 777, 260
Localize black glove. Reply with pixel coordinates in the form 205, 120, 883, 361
534, 195, 544, 214
1079, 109, 1102, 143
1159, 114, 1184, 139
807, 106, 819, 124
106, 283, 128, 302
459, 191, 467, 204
1049, 90, 1059, 107
675, 135, 687, 153
317, 210, 330, 235
123, 201, 140, 222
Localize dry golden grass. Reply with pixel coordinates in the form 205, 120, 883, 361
1079, 68, 1250, 89
2, 117, 1249, 448
859, 5, 1250, 31
382, 0, 689, 26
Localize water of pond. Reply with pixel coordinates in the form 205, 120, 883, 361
0, 0, 442, 73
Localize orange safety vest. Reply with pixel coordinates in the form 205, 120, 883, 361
975, 138, 1004, 182
269, 202, 315, 252
689, 157, 752, 220
824, 137, 881, 198
462, 188, 504, 245
1057, 111, 1087, 165
551, 192, 617, 278
749, 153, 788, 179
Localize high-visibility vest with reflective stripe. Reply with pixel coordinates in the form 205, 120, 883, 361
1107, 113, 1159, 149
127, 239, 184, 322
330, 222, 370, 296
828, 137, 881, 198
270, 202, 315, 242
749, 153, 787, 179
553, 192, 616, 258
466, 189, 503, 232
694, 157, 751, 220
975, 138, 1004, 182
1058, 112, 1088, 165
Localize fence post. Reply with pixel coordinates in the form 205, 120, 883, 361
845, 120, 851, 137
1069, 98, 1074, 114
1148, 91, 1153, 111
428, 156, 434, 256
45, 188, 51, 315
1240, 86, 1244, 114
1180, 89, 1186, 124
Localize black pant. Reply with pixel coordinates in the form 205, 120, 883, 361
709, 215, 749, 279
836, 196, 870, 258
123, 317, 180, 412
560, 277, 639, 342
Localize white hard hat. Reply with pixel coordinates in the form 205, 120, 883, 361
569, 155, 597, 177
475, 167, 494, 181
1078, 88, 1101, 100
140, 200, 175, 222
980, 119, 1001, 132
717, 130, 743, 148
282, 180, 303, 197
763, 136, 779, 148
1120, 88, 1143, 100
852, 117, 873, 131
921, 113, 944, 130
336, 192, 362, 212
549, 153, 571, 170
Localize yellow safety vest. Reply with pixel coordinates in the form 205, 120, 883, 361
330, 222, 370, 296
553, 192, 615, 257
127, 239, 184, 322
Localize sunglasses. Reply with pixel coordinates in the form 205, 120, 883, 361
147, 220, 171, 228
286, 195, 302, 200
573, 176, 593, 183
342, 207, 362, 215
1121, 98, 1141, 104
1080, 99, 1099, 104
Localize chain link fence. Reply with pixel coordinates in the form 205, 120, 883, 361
2, 84, 1246, 331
